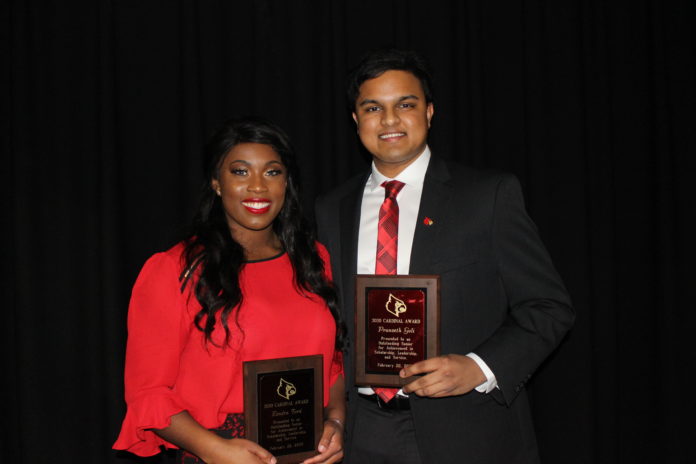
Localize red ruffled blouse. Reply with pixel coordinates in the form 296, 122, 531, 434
113, 242, 343, 457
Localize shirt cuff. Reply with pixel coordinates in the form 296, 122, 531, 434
466, 352, 498, 393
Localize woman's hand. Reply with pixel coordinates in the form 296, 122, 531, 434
154, 412, 275, 464
302, 373, 346, 463
206, 437, 276, 464
301, 418, 344, 464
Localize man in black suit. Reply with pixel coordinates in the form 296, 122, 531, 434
315, 49, 574, 463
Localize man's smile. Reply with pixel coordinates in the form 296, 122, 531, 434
379, 132, 406, 140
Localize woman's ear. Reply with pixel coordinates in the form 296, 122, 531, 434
211, 179, 221, 196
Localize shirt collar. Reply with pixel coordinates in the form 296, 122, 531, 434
366, 146, 431, 191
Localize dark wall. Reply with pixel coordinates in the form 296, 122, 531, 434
3, 1, 694, 462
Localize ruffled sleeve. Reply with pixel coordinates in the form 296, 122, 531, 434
113, 249, 192, 456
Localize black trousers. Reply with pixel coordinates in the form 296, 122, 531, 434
346, 396, 423, 464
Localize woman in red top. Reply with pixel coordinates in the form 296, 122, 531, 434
114, 118, 345, 464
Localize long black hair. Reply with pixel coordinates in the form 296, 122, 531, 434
181, 117, 344, 349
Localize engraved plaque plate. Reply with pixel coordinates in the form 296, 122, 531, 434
355, 275, 440, 387
243, 355, 323, 463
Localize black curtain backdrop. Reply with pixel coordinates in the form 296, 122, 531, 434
3, 1, 695, 462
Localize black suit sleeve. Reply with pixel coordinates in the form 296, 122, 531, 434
474, 174, 575, 405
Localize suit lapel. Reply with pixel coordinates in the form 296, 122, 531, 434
337, 159, 451, 282
410, 157, 453, 274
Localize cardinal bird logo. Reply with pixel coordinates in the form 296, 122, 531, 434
276, 378, 297, 400
385, 293, 407, 317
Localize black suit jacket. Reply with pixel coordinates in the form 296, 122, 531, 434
315, 156, 574, 463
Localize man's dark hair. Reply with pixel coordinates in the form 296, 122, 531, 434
346, 49, 433, 110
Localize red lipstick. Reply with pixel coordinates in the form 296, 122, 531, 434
241, 198, 271, 214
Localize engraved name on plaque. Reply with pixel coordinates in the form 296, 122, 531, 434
355, 275, 440, 387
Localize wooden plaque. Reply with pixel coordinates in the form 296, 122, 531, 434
243, 355, 323, 464
355, 275, 441, 387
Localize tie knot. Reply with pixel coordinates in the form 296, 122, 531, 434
381, 180, 405, 199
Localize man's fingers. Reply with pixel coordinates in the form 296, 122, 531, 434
400, 357, 442, 377
402, 354, 485, 397
402, 368, 444, 394
404, 375, 452, 396
415, 380, 458, 397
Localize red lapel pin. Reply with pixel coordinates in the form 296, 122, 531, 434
423, 217, 434, 226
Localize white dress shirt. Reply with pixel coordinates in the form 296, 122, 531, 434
357, 147, 497, 395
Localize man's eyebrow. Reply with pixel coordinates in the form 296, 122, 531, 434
357, 94, 420, 107
398, 94, 420, 102
358, 98, 380, 107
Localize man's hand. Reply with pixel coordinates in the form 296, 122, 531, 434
400, 354, 487, 397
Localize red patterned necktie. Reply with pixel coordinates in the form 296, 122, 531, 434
374, 180, 405, 402
375, 180, 405, 275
